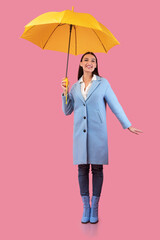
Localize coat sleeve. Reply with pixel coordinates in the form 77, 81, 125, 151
104, 83, 132, 129
61, 86, 74, 115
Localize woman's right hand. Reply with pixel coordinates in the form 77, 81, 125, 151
61, 78, 70, 96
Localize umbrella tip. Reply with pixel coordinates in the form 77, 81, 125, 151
72, 6, 74, 11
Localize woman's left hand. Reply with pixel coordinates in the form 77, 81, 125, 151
128, 126, 143, 135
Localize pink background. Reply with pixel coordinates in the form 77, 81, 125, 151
1, 0, 160, 239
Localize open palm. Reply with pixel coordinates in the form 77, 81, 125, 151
128, 126, 143, 135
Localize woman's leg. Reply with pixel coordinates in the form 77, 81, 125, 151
78, 164, 90, 223
78, 164, 90, 196
90, 164, 103, 223
91, 164, 103, 197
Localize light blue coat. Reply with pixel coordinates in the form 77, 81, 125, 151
62, 75, 131, 165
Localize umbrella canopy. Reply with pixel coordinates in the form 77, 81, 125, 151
20, 7, 120, 103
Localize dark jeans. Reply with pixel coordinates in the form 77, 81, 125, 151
78, 164, 103, 197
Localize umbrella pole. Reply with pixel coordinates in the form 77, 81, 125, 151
66, 24, 72, 78
65, 24, 73, 104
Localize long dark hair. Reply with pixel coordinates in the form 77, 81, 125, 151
77, 52, 101, 81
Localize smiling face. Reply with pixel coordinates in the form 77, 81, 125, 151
80, 54, 97, 74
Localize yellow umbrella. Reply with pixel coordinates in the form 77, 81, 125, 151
20, 6, 120, 104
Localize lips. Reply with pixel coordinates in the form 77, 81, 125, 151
86, 65, 92, 69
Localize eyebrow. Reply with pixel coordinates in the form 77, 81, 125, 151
84, 57, 96, 60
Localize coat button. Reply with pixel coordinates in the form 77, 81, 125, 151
83, 104, 85, 106
83, 129, 86, 132
84, 116, 86, 119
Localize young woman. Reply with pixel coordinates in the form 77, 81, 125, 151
61, 52, 143, 224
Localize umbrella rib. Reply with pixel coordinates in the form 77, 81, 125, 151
91, 28, 108, 53
73, 25, 77, 55
43, 23, 66, 49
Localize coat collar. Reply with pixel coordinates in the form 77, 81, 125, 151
75, 74, 102, 103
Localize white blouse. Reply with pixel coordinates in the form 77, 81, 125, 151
79, 74, 97, 101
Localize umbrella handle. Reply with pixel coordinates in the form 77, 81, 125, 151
63, 77, 69, 104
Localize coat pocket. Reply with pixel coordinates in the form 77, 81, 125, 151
96, 110, 103, 123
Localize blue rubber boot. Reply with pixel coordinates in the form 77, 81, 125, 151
90, 196, 100, 224
81, 196, 91, 223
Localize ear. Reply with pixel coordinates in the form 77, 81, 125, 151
80, 62, 82, 67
